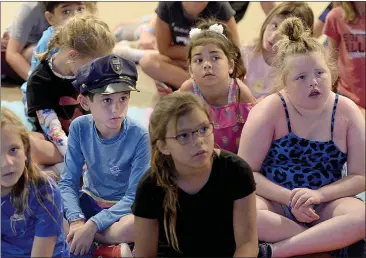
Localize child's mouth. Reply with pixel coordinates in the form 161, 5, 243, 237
309, 90, 321, 98
204, 73, 214, 78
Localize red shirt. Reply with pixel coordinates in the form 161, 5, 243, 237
324, 7, 366, 107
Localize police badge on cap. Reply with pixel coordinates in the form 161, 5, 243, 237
110, 55, 123, 75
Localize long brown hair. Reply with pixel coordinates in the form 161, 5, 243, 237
36, 14, 115, 62
270, 17, 338, 92
149, 93, 211, 252
253, 2, 314, 53
187, 19, 246, 80
1, 108, 61, 234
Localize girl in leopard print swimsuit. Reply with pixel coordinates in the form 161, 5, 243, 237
238, 17, 365, 257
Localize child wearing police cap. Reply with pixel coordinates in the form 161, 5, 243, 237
59, 54, 150, 257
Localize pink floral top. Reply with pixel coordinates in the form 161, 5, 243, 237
193, 78, 255, 153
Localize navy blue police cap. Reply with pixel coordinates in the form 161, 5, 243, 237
72, 54, 139, 94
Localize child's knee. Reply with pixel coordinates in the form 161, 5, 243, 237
140, 52, 162, 70
115, 214, 134, 242
119, 214, 135, 227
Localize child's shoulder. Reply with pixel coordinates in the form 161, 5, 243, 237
240, 43, 258, 58
215, 149, 250, 169
248, 92, 284, 119
29, 176, 61, 203
335, 94, 363, 122
36, 26, 55, 48
212, 150, 254, 182
70, 114, 93, 131
180, 79, 194, 92
136, 168, 163, 192
327, 6, 345, 21
28, 61, 51, 81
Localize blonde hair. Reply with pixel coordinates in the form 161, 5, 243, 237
36, 14, 115, 62
339, 2, 359, 23
149, 93, 211, 252
188, 19, 246, 80
1, 108, 61, 234
84, 2, 98, 15
270, 17, 338, 92
253, 2, 314, 53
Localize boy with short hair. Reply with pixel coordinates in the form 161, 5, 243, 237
60, 54, 150, 257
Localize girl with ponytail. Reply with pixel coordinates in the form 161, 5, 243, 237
238, 17, 365, 257
25, 14, 115, 171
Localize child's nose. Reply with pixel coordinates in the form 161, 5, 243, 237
203, 61, 212, 69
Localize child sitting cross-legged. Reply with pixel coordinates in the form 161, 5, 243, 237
59, 54, 150, 257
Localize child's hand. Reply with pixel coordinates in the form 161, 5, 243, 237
290, 188, 323, 209
291, 204, 320, 223
67, 220, 85, 243
68, 220, 98, 256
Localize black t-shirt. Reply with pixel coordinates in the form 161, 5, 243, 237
155, 1, 235, 46
229, 2, 250, 23
132, 150, 256, 257
26, 59, 86, 133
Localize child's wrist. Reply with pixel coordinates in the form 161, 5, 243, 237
70, 218, 85, 225
85, 220, 98, 234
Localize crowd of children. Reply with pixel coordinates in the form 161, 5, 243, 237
1, 1, 365, 258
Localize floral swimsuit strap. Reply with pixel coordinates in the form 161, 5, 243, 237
193, 78, 236, 105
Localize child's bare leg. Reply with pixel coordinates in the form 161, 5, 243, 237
271, 197, 365, 257
114, 15, 153, 41
256, 196, 308, 242
94, 214, 134, 244
139, 52, 190, 89
29, 132, 63, 165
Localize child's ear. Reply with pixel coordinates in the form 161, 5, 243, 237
68, 50, 80, 60
188, 65, 195, 80
78, 94, 90, 111
228, 59, 235, 75
157, 140, 171, 156
44, 11, 55, 26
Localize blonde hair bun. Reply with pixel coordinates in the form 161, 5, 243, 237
279, 17, 309, 42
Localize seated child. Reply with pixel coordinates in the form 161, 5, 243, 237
59, 54, 151, 257
241, 2, 314, 100
139, 1, 239, 94
2, 2, 49, 81
20, 1, 92, 129
238, 17, 365, 257
26, 14, 115, 169
324, 2, 366, 117
1, 107, 69, 257
132, 92, 258, 257
180, 20, 256, 154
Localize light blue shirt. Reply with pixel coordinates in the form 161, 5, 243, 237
59, 115, 150, 232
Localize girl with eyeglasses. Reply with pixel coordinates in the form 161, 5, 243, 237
131, 92, 258, 257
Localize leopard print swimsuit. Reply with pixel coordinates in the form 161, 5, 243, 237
261, 93, 347, 190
